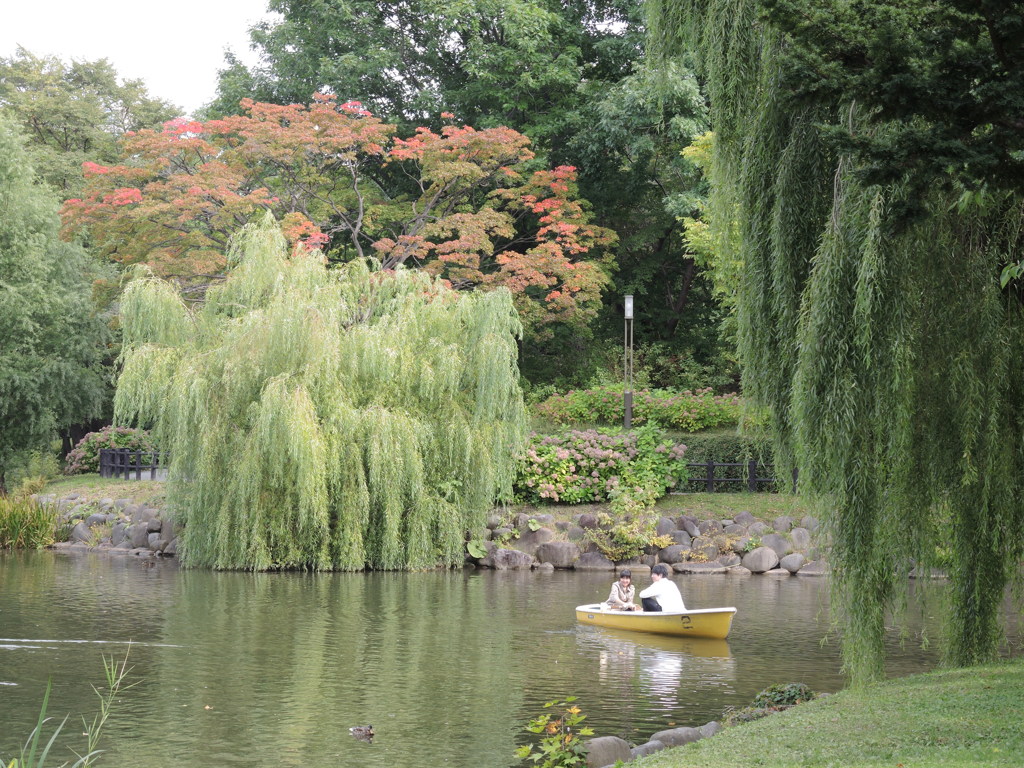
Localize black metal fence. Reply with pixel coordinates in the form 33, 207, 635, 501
99, 448, 169, 480
674, 460, 798, 493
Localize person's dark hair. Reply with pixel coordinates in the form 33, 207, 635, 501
619, 569, 632, 579
652, 563, 670, 578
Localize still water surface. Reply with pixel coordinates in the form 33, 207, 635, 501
0, 551, 990, 767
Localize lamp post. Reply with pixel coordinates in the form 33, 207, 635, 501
624, 294, 634, 429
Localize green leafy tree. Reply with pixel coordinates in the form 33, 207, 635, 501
648, 0, 1024, 683
0, 116, 110, 491
114, 214, 527, 570
0, 47, 179, 198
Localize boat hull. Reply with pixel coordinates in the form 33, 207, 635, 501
575, 604, 736, 640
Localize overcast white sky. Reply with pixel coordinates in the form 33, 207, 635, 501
2, 1, 277, 115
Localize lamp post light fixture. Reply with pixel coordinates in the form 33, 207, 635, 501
624, 294, 634, 429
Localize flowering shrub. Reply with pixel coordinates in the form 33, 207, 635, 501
64, 426, 155, 475
515, 425, 688, 505
533, 385, 741, 431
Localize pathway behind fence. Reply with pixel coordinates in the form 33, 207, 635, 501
99, 448, 169, 481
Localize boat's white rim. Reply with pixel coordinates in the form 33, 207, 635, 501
575, 604, 736, 616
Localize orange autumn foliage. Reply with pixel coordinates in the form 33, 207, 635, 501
62, 96, 615, 334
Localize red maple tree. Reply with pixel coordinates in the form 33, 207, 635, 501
62, 96, 615, 334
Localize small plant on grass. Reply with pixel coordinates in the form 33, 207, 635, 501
516, 697, 593, 768
722, 682, 816, 726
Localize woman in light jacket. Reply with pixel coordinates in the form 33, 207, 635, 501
606, 569, 639, 611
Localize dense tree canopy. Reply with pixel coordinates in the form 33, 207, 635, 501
0, 48, 179, 198
648, 0, 1024, 683
210, 0, 732, 387
61, 96, 614, 336
0, 116, 110, 490
115, 215, 527, 570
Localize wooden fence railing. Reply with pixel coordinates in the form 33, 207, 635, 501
98, 448, 169, 481
675, 460, 798, 493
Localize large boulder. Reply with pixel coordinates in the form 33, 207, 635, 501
656, 516, 677, 537
566, 525, 586, 541
577, 513, 599, 529
70, 522, 91, 542
535, 541, 580, 569
727, 565, 753, 576
760, 533, 792, 557
515, 526, 556, 556
691, 537, 720, 561
649, 726, 702, 747
748, 521, 770, 535
698, 519, 724, 535
742, 547, 780, 573
658, 544, 689, 564
111, 522, 127, 547
790, 527, 812, 551
164, 538, 178, 556
718, 553, 741, 567
584, 736, 631, 768
771, 515, 794, 533
631, 740, 666, 759
724, 523, 746, 535
574, 552, 615, 571
670, 530, 692, 547
797, 560, 830, 576
128, 523, 151, 549
780, 553, 807, 573
733, 510, 757, 526
698, 721, 721, 739
491, 548, 534, 570
146, 518, 163, 533
681, 518, 701, 538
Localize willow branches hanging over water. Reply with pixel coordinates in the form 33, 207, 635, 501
648, 0, 1024, 683
115, 215, 527, 571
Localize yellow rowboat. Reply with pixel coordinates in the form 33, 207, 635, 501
575, 603, 737, 640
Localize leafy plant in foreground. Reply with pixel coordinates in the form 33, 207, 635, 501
516, 697, 593, 768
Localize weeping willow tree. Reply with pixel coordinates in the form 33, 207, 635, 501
114, 215, 527, 571
648, 0, 1024, 684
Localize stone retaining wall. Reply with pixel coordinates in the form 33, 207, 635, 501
472, 510, 830, 577
32, 492, 831, 578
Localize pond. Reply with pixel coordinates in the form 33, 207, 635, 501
0, 551, 1005, 768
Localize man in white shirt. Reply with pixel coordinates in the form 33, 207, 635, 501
639, 563, 686, 612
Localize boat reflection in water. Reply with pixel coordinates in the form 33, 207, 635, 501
578, 626, 737, 708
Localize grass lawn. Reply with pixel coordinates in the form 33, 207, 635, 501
635, 660, 1024, 768
655, 492, 811, 524
41, 474, 165, 508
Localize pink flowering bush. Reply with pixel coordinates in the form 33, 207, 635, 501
64, 426, 155, 475
515, 425, 688, 505
533, 385, 741, 431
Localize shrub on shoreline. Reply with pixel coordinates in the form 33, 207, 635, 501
515, 425, 688, 505
533, 385, 740, 431
64, 426, 155, 475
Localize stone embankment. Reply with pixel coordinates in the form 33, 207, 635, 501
585, 721, 722, 767
32, 490, 828, 579
33, 493, 178, 558
472, 510, 829, 577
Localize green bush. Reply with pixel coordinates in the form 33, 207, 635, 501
0, 496, 60, 549
515, 425, 689, 505
533, 385, 741, 431
64, 426, 155, 475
